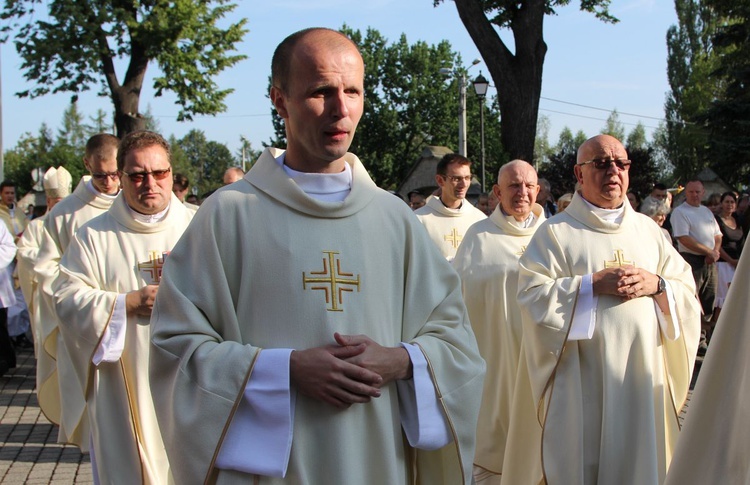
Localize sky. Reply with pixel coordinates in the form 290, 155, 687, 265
0, 0, 677, 162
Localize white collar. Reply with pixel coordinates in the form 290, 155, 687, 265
580, 195, 625, 224
500, 207, 538, 228
85, 179, 119, 200
276, 153, 352, 202
126, 202, 170, 223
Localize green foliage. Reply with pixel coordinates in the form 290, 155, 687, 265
268, 25, 505, 189
537, 127, 587, 198
698, 0, 750, 187
175, 129, 235, 196
600, 110, 626, 142
1, 0, 248, 135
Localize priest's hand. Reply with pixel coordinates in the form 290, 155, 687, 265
592, 266, 659, 299
290, 344, 383, 409
125, 284, 159, 317
334, 332, 413, 385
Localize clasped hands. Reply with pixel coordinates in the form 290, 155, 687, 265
592, 266, 660, 300
290, 332, 413, 409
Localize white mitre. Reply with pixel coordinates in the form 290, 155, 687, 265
43, 166, 73, 199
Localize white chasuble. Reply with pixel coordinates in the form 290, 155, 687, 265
17, 215, 45, 353
452, 203, 545, 477
665, 248, 750, 485
35, 177, 114, 447
415, 195, 486, 261
53, 193, 193, 484
504, 192, 701, 485
150, 147, 485, 485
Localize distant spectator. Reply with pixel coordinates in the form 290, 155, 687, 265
640, 196, 672, 243
407, 190, 426, 211
650, 182, 669, 202
223, 167, 245, 185
557, 193, 573, 213
705, 192, 722, 215
537, 178, 556, 218
186, 194, 200, 206
714, 192, 743, 321
173, 173, 191, 202
476, 192, 491, 216
627, 190, 641, 211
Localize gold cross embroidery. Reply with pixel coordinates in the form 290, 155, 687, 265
604, 249, 634, 268
303, 251, 361, 312
444, 228, 463, 248
516, 245, 527, 256
138, 250, 168, 283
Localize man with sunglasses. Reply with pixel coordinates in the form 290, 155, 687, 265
503, 134, 701, 484
415, 153, 486, 261
34, 133, 121, 451
53, 131, 193, 483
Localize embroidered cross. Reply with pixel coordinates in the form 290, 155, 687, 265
604, 249, 634, 268
444, 228, 463, 248
303, 251, 361, 312
138, 251, 169, 283
516, 245, 527, 256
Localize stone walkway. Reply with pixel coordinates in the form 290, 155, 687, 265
0, 348, 92, 484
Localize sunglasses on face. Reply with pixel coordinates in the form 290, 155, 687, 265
578, 158, 632, 171
121, 167, 172, 183
91, 172, 120, 181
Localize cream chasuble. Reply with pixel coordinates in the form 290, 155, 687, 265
664, 248, 750, 485
35, 177, 116, 448
53, 193, 193, 484
17, 215, 45, 353
150, 147, 485, 485
452, 203, 545, 478
0, 203, 28, 238
503, 192, 700, 485
415, 195, 486, 261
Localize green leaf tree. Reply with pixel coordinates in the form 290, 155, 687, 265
435, 0, 617, 162
600, 110, 626, 142
176, 129, 235, 196
1, 0, 248, 137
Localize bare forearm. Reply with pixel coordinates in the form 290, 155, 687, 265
677, 236, 713, 255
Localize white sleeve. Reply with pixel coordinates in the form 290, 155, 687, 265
92, 293, 128, 365
569, 273, 597, 340
655, 279, 680, 341
396, 342, 452, 450
215, 348, 295, 478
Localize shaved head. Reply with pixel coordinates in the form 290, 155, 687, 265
494, 159, 539, 220
574, 134, 629, 209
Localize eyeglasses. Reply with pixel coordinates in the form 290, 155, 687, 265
91, 172, 120, 181
121, 167, 172, 183
578, 158, 632, 171
441, 175, 472, 184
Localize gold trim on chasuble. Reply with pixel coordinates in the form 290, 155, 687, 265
137, 250, 169, 284
604, 249, 634, 268
444, 228, 463, 248
303, 251, 361, 312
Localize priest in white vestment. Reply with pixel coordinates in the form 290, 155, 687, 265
415, 153, 486, 261
35, 133, 121, 448
54, 131, 193, 484
17, 167, 72, 356
452, 160, 544, 484
664, 248, 750, 484
149, 28, 484, 485
503, 135, 701, 485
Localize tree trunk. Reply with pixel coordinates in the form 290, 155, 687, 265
454, 0, 547, 162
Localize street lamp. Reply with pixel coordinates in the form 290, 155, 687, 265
439, 59, 481, 157
472, 72, 489, 193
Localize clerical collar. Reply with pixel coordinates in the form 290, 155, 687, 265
580, 194, 625, 223
276, 153, 352, 202
127, 202, 170, 223
439, 197, 462, 210
85, 179, 119, 200
500, 207, 537, 228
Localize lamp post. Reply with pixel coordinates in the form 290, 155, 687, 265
472, 72, 489, 193
439, 59, 480, 157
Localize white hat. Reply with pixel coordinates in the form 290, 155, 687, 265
43, 166, 73, 199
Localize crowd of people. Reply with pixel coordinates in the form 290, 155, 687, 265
0, 26, 746, 485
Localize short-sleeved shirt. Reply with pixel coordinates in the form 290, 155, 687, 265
671, 202, 721, 255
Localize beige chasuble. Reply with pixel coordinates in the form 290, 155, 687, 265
35, 177, 115, 448
0, 203, 28, 238
54, 193, 193, 484
664, 248, 750, 485
503, 192, 700, 485
16, 215, 46, 352
150, 148, 485, 485
415, 195, 486, 260
452, 203, 544, 479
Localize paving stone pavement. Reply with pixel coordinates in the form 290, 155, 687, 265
0, 347, 92, 484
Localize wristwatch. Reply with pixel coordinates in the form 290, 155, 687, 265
653, 275, 666, 296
